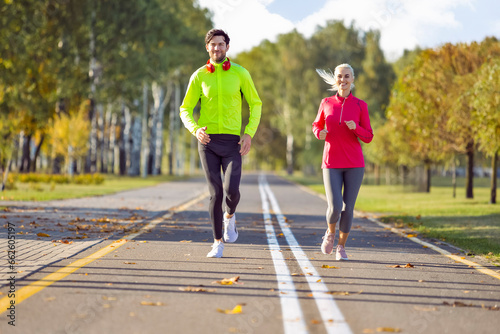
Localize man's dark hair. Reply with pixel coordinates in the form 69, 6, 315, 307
205, 29, 230, 45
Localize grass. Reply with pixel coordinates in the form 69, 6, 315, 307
0, 174, 191, 202
283, 173, 500, 264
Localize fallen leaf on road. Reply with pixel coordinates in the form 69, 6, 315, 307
102, 296, 117, 301
326, 290, 363, 296
179, 286, 216, 293
322, 265, 339, 269
406, 234, 417, 238
212, 276, 240, 285
443, 301, 473, 307
37, 232, 50, 237
388, 263, 414, 268
180, 240, 192, 243
217, 304, 244, 314
376, 327, 401, 332
52, 239, 73, 244
482, 304, 500, 311
414, 306, 437, 311
140, 301, 164, 306
123, 262, 136, 264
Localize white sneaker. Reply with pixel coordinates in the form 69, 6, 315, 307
207, 241, 224, 258
223, 213, 238, 243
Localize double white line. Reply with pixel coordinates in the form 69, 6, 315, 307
258, 174, 352, 334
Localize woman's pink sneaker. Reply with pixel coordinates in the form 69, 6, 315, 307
321, 230, 336, 254
336, 245, 348, 261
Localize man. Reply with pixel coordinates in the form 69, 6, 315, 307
180, 29, 262, 258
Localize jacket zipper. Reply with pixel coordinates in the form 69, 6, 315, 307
339, 97, 347, 125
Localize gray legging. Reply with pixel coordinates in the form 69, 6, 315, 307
323, 168, 365, 233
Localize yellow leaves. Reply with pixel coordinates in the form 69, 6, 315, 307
123, 262, 136, 265
363, 328, 402, 333
217, 304, 244, 314
37, 232, 50, 237
321, 265, 339, 269
212, 276, 240, 285
140, 301, 164, 306
376, 327, 402, 333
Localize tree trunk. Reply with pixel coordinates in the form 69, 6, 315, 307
151, 82, 171, 175
85, 99, 98, 173
169, 83, 181, 175
31, 134, 45, 172
452, 157, 457, 198
109, 111, 117, 174
1, 155, 13, 191
141, 83, 149, 178
98, 104, 107, 173
465, 140, 474, 199
425, 162, 431, 193
119, 104, 131, 175
20, 133, 32, 173
129, 115, 142, 176
102, 104, 112, 173
86, 9, 99, 174
491, 151, 498, 204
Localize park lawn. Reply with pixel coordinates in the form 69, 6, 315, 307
0, 174, 190, 202
286, 174, 500, 264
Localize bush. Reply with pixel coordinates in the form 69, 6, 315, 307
1, 173, 17, 190
12, 173, 104, 185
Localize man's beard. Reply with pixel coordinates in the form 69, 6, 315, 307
211, 51, 226, 64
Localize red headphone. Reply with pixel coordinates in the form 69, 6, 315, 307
206, 58, 231, 73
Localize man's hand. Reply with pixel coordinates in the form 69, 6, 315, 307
196, 126, 210, 144
239, 134, 252, 156
319, 129, 328, 140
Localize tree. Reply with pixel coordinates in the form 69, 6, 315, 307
472, 57, 500, 204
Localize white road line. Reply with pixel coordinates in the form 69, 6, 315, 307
261, 175, 353, 334
258, 177, 309, 334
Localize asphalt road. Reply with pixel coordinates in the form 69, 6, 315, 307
1, 173, 499, 334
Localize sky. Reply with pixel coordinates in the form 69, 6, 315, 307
197, 0, 500, 61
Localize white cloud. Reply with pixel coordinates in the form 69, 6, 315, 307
198, 0, 497, 61
198, 0, 294, 55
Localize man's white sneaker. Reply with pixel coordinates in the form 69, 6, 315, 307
207, 241, 224, 258
223, 213, 238, 243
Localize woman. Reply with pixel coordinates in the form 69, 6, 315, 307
312, 64, 373, 260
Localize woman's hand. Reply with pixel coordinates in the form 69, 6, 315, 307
344, 120, 356, 130
319, 129, 328, 140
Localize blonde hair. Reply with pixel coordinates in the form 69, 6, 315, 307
316, 63, 355, 91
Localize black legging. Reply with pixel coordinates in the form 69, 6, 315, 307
198, 134, 242, 240
323, 167, 364, 233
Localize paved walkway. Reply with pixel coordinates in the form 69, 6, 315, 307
0, 178, 208, 286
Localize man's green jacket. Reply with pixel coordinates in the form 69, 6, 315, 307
180, 58, 262, 138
